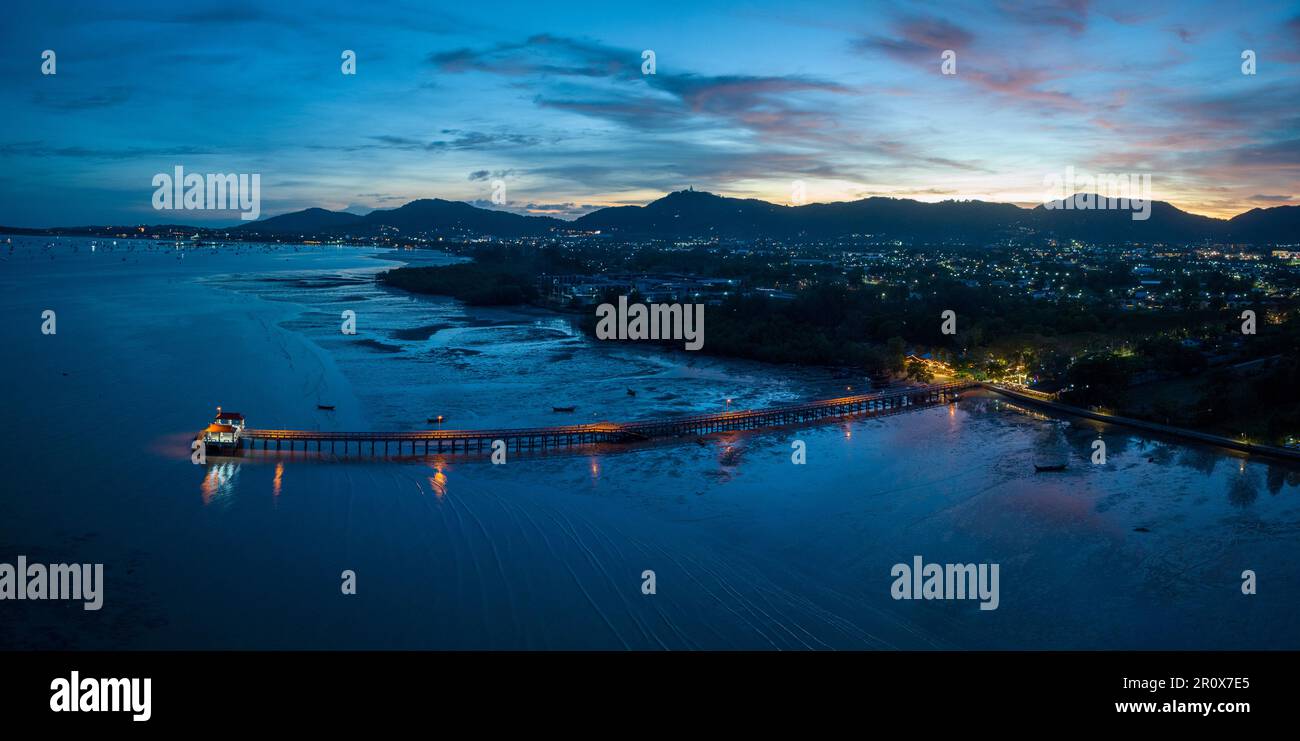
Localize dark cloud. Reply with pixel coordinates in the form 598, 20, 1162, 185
519, 202, 603, 216
851, 15, 975, 62
1165, 83, 1300, 133
432, 34, 851, 141
1224, 138, 1300, 167
651, 74, 851, 138
851, 16, 1078, 110
309, 131, 541, 154
996, 0, 1092, 35
366, 135, 425, 150
536, 92, 691, 131
466, 169, 516, 181
430, 130, 542, 150
430, 34, 636, 79
873, 140, 989, 173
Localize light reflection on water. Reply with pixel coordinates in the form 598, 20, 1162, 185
428, 462, 448, 499
3, 237, 1300, 650
201, 462, 241, 506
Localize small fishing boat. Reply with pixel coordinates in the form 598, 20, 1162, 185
317, 404, 336, 411
552, 405, 577, 413
1034, 463, 1067, 472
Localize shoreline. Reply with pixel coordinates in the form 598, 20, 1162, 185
372, 263, 1298, 452
374, 260, 896, 383
983, 383, 1300, 464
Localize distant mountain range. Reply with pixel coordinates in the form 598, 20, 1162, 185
6, 190, 1298, 245
234, 190, 1300, 245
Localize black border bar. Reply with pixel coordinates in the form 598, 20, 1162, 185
0, 650, 1285, 726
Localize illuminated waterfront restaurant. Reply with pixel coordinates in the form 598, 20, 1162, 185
202, 408, 245, 449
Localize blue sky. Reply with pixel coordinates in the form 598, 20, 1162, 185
1, 0, 1297, 226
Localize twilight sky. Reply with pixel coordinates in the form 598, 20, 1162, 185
1, 0, 1297, 226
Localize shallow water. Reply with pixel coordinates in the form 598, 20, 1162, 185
2, 236, 1298, 649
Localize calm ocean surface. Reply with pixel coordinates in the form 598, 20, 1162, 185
2, 236, 1298, 649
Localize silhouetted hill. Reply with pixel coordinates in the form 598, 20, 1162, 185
795, 198, 1026, 241
574, 189, 788, 236
573, 190, 1268, 243
356, 198, 564, 237
238, 199, 563, 238
238, 207, 362, 234
1225, 205, 1300, 244
1028, 198, 1225, 243
573, 190, 1030, 240
572, 190, 1296, 244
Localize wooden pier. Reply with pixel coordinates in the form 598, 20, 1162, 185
218, 381, 972, 457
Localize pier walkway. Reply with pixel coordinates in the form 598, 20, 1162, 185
228, 381, 972, 456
